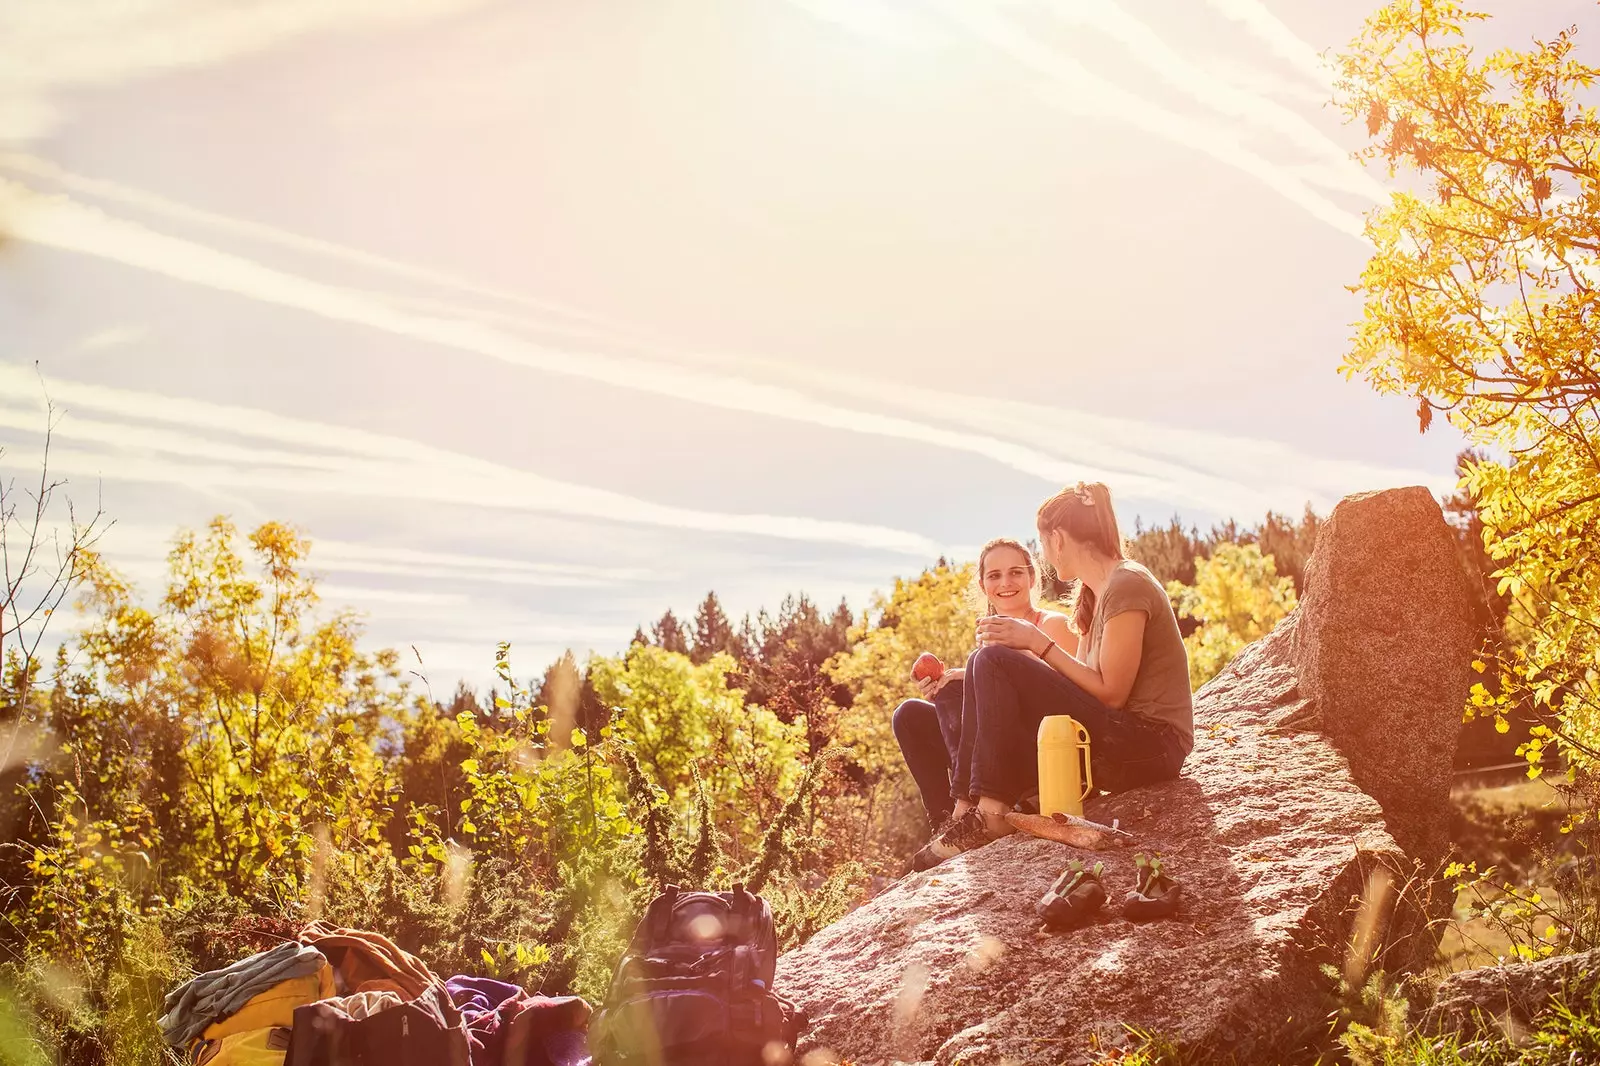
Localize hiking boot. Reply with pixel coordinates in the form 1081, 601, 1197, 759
909, 841, 943, 872
1037, 861, 1107, 928
918, 809, 996, 868
1122, 853, 1182, 921
905, 810, 955, 872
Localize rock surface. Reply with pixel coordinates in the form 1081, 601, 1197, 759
775, 488, 1471, 1065
1422, 948, 1600, 1040
1295, 487, 1475, 861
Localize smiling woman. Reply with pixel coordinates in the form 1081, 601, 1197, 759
891, 537, 1077, 841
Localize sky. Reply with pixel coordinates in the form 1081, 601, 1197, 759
1, 0, 1589, 686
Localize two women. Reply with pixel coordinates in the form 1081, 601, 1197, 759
895, 481, 1194, 868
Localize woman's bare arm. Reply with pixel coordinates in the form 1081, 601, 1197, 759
1038, 612, 1079, 658
976, 610, 1143, 706
1035, 611, 1146, 708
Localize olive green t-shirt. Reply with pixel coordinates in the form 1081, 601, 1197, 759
1082, 560, 1194, 754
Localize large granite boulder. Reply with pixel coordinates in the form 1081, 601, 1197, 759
775, 488, 1472, 1065
1295, 486, 1476, 861
1422, 948, 1600, 1040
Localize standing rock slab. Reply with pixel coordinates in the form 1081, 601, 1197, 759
1295, 486, 1475, 862
776, 488, 1470, 1065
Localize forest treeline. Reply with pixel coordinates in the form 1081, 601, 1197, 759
0, 450, 1527, 1066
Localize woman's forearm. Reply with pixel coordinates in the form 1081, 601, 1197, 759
1038, 642, 1112, 703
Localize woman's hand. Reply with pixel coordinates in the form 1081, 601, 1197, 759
916, 665, 965, 699
976, 615, 1048, 653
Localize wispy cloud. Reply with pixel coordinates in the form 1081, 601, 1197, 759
0, 153, 612, 332
76, 324, 150, 352
1031, 0, 1382, 204
1202, 0, 1339, 92
782, 0, 955, 50
689, 355, 1457, 514
307, 542, 652, 589
0, 362, 942, 557
1199, 53, 1327, 106
80, 520, 653, 591
774, 0, 1373, 234
0, 177, 1093, 483
926, 1, 1367, 239
0, 0, 489, 142
0, 172, 1444, 518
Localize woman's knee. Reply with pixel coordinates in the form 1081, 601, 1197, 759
969, 643, 1029, 675
892, 698, 934, 741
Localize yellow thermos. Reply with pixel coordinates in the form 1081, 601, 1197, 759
1037, 715, 1093, 817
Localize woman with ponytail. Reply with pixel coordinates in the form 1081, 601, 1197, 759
917, 482, 1193, 868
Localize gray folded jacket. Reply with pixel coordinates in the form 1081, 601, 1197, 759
159, 941, 327, 1047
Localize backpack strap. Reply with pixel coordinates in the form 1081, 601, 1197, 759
643, 884, 681, 947
727, 882, 759, 941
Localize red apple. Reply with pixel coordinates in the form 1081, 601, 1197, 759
911, 652, 945, 683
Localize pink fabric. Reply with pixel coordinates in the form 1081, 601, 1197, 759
444, 976, 589, 1066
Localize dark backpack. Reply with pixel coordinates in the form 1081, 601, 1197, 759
589, 884, 803, 1066
284, 988, 469, 1066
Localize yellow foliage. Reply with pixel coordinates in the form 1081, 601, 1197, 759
824, 562, 979, 776
1167, 543, 1297, 689
588, 645, 805, 846
1337, 1, 1600, 773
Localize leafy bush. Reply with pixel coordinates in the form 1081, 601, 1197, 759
0, 518, 870, 1064
1166, 543, 1298, 689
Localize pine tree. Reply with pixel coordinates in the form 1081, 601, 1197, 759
630, 626, 649, 649
651, 609, 689, 655
741, 594, 855, 713
736, 614, 759, 666
1127, 516, 1204, 587
1252, 507, 1321, 595
577, 665, 608, 737
536, 650, 583, 746
829, 598, 853, 640
690, 591, 738, 664
1203, 518, 1241, 552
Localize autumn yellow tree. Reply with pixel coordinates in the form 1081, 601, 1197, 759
1338, 0, 1600, 778
1168, 543, 1298, 689
825, 562, 981, 777
21, 516, 406, 943
587, 644, 805, 853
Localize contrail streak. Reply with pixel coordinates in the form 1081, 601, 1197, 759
0, 364, 942, 556
1034, 0, 1382, 203
1202, 0, 1338, 91
0, 178, 1088, 484
929, 1, 1367, 239
0, 151, 616, 330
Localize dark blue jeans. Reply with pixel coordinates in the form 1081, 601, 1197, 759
892, 678, 966, 831
953, 645, 1186, 804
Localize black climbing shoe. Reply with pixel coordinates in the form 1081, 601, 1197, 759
1037, 861, 1107, 928
1122, 853, 1182, 921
